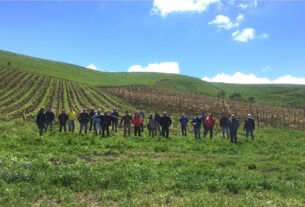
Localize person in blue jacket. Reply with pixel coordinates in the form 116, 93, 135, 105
244, 114, 255, 140
179, 113, 189, 136
192, 113, 202, 139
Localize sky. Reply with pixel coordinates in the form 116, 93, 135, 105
0, 0, 305, 84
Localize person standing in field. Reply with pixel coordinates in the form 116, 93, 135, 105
201, 112, 207, 137
68, 108, 77, 133
159, 111, 172, 138
58, 109, 68, 132
147, 113, 156, 137
192, 113, 202, 139
101, 111, 112, 137
139, 109, 145, 132
179, 113, 189, 136
228, 113, 240, 144
89, 108, 95, 132
45, 107, 55, 133
133, 112, 143, 136
220, 114, 230, 139
120, 111, 133, 137
244, 114, 255, 140
78, 108, 89, 135
36, 108, 47, 136
154, 113, 161, 136
111, 108, 119, 132
93, 109, 102, 135
204, 113, 216, 139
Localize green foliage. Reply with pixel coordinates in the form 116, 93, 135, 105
0, 121, 305, 206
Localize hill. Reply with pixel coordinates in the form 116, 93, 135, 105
1, 50, 305, 107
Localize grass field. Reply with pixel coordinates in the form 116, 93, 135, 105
1, 121, 305, 206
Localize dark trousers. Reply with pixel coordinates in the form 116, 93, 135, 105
194, 127, 201, 139
181, 125, 187, 136
39, 127, 45, 136
161, 127, 169, 138
204, 127, 213, 138
45, 121, 53, 132
230, 129, 238, 144
112, 119, 118, 132
89, 120, 95, 132
68, 120, 75, 132
134, 126, 141, 136
246, 128, 254, 140
79, 123, 88, 134
148, 128, 155, 137
140, 124, 144, 132
59, 123, 67, 132
102, 126, 110, 137
222, 127, 230, 139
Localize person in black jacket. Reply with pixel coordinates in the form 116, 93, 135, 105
111, 108, 119, 132
89, 108, 95, 132
45, 107, 55, 132
78, 108, 89, 134
36, 108, 47, 136
154, 113, 161, 136
228, 113, 240, 144
101, 111, 112, 137
58, 109, 68, 132
220, 114, 229, 139
244, 114, 255, 140
159, 111, 172, 138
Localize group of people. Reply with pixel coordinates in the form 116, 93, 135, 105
36, 107, 256, 144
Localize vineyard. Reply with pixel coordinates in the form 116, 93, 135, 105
0, 67, 135, 121
106, 87, 305, 130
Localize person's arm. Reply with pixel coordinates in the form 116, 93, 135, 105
253, 120, 255, 130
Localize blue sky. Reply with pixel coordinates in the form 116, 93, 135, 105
0, 0, 305, 84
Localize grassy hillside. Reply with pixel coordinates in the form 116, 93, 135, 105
1, 50, 305, 107
0, 121, 305, 206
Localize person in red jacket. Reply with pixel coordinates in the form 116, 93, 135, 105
133, 112, 143, 136
204, 113, 216, 139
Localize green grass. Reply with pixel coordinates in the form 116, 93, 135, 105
1, 120, 305, 206
1, 50, 305, 107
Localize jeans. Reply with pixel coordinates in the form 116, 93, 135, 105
222, 127, 230, 139
68, 120, 75, 132
95, 122, 101, 135
134, 126, 141, 136
204, 127, 214, 139
59, 123, 67, 132
79, 122, 88, 134
194, 127, 201, 139
148, 128, 155, 137
230, 129, 238, 144
45, 121, 53, 132
181, 125, 187, 136
161, 127, 169, 138
246, 128, 254, 140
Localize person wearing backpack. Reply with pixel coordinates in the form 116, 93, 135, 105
220, 114, 229, 139
204, 113, 216, 139
244, 114, 255, 140
78, 108, 89, 135
192, 113, 202, 139
133, 112, 143, 136
36, 108, 47, 136
58, 109, 68, 132
228, 113, 240, 144
179, 113, 189, 136
120, 111, 133, 137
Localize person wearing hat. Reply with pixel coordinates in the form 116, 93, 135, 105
244, 114, 255, 140
159, 111, 172, 138
111, 108, 119, 132
228, 113, 240, 144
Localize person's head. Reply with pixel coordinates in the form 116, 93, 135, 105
163, 111, 167, 116
135, 112, 139, 116
62, 109, 65, 113
98, 109, 101, 113
181, 113, 185, 118
48, 107, 52, 112
231, 113, 236, 118
113, 108, 116, 112
90, 108, 94, 112
104, 111, 108, 116
208, 112, 212, 117
40, 108, 45, 112
83, 108, 86, 113
125, 111, 129, 115
248, 114, 252, 118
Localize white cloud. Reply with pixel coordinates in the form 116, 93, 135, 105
232, 27, 269, 42
202, 72, 305, 85
209, 13, 244, 30
238, 0, 258, 10
128, 62, 180, 74
86, 64, 98, 70
152, 0, 219, 17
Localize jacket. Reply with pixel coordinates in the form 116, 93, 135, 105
101, 115, 112, 127
93, 112, 101, 124
133, 115, 143, 127
68, 111, 77, 121
120, 115, 133, 127
220, 116, 229, 127
205, 116, 216, 128
228, 117, 240, 131
36, 111, 46, 128
179, 117, 189, 127
58, 113, 68, 124
112, 111, 119, 120
46, 111, 55, 122
160, 116, 172, 128
244, 118, 255, 130
148, 117, 156, 129
192, 117, 202, 128
78, 112, 89, 123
